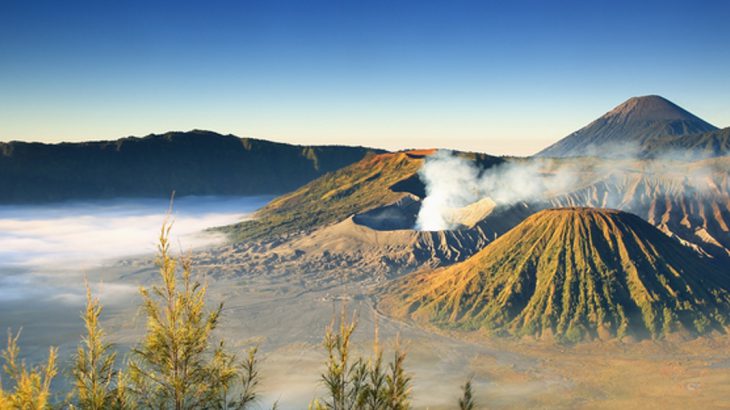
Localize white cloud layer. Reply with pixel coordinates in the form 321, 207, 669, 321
0, 196, 270, 303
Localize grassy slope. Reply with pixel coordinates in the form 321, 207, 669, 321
544, 157, 730, 260
384, 208, 730, 343
222, 151, 424, 241
223, 150, 504, 241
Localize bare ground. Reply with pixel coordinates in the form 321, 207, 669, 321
3, 255, 729, 409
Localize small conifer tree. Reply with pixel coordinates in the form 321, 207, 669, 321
127, 220, 259, 409
71, 285, 124, 409
359, 321, 387, 408
0, 330, 58, 409
312, 309, 412, 410
385, 337, 410, 410
316, 308, 363, 409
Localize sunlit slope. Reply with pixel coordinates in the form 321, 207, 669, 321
223, 150, 503, 241
384, 208, 730, 342
545, 157, 730, 259
222, 151, 425, 241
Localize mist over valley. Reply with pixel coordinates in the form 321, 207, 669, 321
2, 3, 730, 405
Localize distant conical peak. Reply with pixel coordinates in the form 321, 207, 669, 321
603, 95, 699, 122
535, 94, 718, 157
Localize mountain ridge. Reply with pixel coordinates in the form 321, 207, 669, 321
642, 127, 730, 158
537, 96, 719, 158
0, 130, 382, 203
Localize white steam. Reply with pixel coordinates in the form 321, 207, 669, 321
415, 151, 578, 230
415, 149, 728, 231
415, 151, 480, 231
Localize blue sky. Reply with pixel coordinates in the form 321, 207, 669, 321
1, 0, 728, 155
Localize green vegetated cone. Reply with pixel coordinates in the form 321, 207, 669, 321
386, 207, 730, 343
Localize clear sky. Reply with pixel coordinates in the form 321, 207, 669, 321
1, 0, 729, 155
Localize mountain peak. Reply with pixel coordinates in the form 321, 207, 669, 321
536, 96, 718, 158
384, 207, 730, 342
604, 95, 700, 123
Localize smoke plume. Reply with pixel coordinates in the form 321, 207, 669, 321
415, 148, 728, 231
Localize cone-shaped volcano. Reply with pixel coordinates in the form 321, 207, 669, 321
384, 208, 730, 342
537, 95, 718, 158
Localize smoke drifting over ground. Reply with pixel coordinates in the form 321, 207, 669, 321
415, 149, 728, 231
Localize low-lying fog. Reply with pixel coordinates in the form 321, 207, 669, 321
0, 196, 270, 269
2, 194, 725, 408
0, 195, 269, 352
0, 194, 543, 408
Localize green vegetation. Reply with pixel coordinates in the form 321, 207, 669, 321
385, 208, 730, 343
71, 286, 127, 409
127, 221, 259, 409
0, 331, 57, 409
222, 151, 425, 241
0, 130, 378, 203
310, 308, 410, 410
1, 221, 259, 409
310, 312, 411, 410
0, 221, 475, 409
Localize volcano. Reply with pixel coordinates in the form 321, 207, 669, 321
537, 95, 718, 158
383, 208, 730, 343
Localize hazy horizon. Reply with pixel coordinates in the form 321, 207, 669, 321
2, 2, 730, 408
2, 1, 730, 156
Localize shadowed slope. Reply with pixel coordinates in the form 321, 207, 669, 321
537, 96, 718, 158
384, 208, 730, 343
0, 130, 380, 203
642, 127, 730, 158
